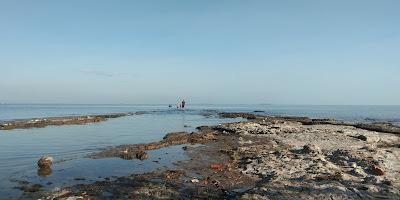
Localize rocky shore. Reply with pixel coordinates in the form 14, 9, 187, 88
31, 113, 400, 199
0, 113, 135, 130
220, 112, 400, 135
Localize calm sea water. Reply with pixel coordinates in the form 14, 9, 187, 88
1, 104, 400, 123
0, 104, 400, 123
0, 104, 399, 198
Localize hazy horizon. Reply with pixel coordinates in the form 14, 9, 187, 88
1, 1, 399, 105
1, 103, 400, 107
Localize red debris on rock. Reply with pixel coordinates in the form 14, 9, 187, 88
210, 164, 225, 171
371, 165, 385, 176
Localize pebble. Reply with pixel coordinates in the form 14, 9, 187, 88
350, 162, 357, 168
191, 178, 200, 183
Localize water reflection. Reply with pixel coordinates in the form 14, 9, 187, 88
37, 168, 52, 177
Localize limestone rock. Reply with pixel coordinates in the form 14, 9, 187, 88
136, 151, 149, 160
302, 144, 322, 155
371, 165, 385, 176
355, 135, 368, 141
37, 156, 53, 169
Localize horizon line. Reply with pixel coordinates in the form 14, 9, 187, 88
1, 103, 400, 106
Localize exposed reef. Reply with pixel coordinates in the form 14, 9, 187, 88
219, 112, 400, 134
0, 113, 135, 130
35, 112, 400, 199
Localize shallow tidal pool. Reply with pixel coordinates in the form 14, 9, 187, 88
0, 111, 243, 199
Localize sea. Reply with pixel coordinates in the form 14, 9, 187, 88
0, 104, 399, 198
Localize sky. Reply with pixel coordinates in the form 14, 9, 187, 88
0, 0, 399, 105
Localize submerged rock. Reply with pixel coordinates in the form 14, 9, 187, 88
37, 167, 52, 177
15, 183, 44, 193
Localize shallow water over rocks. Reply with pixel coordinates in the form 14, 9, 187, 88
0, 111, 242, 198
1, 104, 400, 198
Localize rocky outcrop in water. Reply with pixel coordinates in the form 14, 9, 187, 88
37, 156, 53, 177
37, 156, 53, 169
0, 113, 133, 130
91, 131, 216, 160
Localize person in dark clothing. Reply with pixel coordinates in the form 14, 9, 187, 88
181, 100, 186, 109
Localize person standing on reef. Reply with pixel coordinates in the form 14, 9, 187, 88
181, 99, 186, 109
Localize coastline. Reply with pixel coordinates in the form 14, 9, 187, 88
22, 112, 400, 199
2, 111, 400, 135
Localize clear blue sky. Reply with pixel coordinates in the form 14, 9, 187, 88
0, 0, 399, 105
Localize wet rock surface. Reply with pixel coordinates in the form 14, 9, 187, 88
0, 113, 134, 130
217, 120, 400, 199
37, 156, 53, 169
353, 122, 400, 135
220, 112, 400, 135
35, 113, 400, 199
91, 131, 217, 160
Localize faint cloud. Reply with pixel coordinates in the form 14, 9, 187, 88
80, 69, 136, 77
81, 69, 114, 77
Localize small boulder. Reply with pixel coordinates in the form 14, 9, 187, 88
355, 135, 368, 141
136, 151, 149, 160
38, 156, 53, 169
302, 144, 321, 155
371, 165, 385, 176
